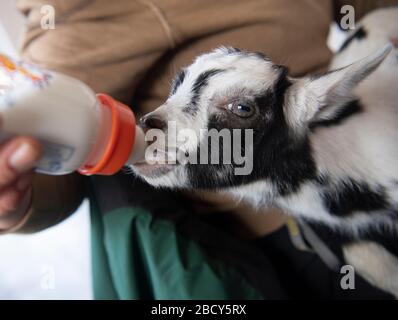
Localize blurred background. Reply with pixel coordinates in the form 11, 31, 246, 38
0, 0, 345, 299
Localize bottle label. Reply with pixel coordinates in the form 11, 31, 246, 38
36, 139, 75, 174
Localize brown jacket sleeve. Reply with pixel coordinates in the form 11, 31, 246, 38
16, 0, 170, 104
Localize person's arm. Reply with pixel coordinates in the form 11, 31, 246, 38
16, 0, 168, 105
1, 0, 170, 233
0, 1, 95, 233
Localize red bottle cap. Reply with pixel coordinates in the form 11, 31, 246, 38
78, 94, 136, 175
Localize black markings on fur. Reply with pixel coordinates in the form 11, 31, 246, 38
222, 47, 270, 62
171, 69, 186, 95
186, 68, 318, 194
222, 47, 243, 55
310, 99, 363, 130
272, 66, 290, 97
184, 69, 224, 115
322, 180, 388, 217
339, 26, 367, 52
315, 174, 330, 186
387, 209, 398, 220
310, 65, 346, 81
248, 68, 316, 195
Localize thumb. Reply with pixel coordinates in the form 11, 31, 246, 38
0, 137, 42, 188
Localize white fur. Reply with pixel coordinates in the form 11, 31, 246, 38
142, 48, 280, 154
344, 241, 398, 298
291, 9, 398, 228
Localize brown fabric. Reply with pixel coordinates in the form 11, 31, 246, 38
17, 0, 333, 108
9, 0, 395, 233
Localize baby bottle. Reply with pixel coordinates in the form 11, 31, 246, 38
0, 54, 146, 175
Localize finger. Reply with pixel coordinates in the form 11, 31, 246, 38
0, 171, 33, 215
0, 172, 33, 218
15, 171, 34, 192
0, 188, 22, 216
0, 136, 42, 188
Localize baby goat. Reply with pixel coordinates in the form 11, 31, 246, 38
132, 12, 398, 233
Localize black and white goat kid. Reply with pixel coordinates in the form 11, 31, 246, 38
134, 37, 397, 234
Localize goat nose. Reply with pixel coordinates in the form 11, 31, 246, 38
140, 114, 167, 130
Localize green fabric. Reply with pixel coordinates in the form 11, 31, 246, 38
90, 195, 119, 300
90, 199, 264, 300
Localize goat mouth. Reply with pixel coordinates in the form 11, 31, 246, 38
133, 162, 175, 178
132, 147, 185, 177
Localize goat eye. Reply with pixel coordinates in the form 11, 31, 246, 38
227, 102, 254, 118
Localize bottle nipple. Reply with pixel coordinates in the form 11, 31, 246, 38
127, 125, 146, 165
78, 94, 146, 175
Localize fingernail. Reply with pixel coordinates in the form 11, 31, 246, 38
16, 173, 33, 192
9, 143, 38, 173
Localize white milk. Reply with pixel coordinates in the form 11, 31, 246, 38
0, 54, 146, 175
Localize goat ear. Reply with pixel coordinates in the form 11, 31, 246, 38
285, 44, 392, 130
